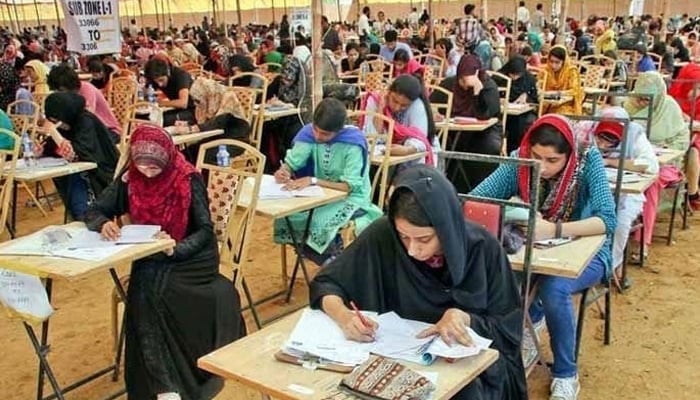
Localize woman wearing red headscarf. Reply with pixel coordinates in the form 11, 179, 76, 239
85, 125, 246, 400
472, 114, 616, 400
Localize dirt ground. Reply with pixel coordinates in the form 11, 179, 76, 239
0, 194, 699, 400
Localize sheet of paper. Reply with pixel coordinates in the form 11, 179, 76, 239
256, 175, 324, 200
13, 157, 69, 170
0, 268, 54, 321
283, 308, 375, 366
117, 225, 161, 244
51, 245, 135, 261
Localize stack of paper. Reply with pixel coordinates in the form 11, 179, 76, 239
283, 309, 493, 367
283, 309, 374, 366
255, 175, 324, 200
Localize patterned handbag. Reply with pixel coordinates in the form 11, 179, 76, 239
339, 356, 436, 400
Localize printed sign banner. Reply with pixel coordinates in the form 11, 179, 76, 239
61, 0, 120, 55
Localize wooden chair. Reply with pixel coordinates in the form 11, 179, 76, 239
108, 77, 138, 129
414, 54, 445, 85
0, 128, 21, 239
426, 84, 453, 151
6, 100, 48, 217
348, 110, 395, 209
196, 139, 266, 328
527, 66, 549, 117
6, 100, 39, 140
486, 71, 511, 155
228, 87, 257, 126
229, 72, 270, 150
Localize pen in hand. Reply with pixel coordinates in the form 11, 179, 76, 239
350, 300, 371, 328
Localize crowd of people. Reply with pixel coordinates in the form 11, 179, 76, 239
2, 3, 700, 400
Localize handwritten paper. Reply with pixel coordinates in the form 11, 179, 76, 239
283, 309, 492, 367
0, 268, 53, 322
255, 175, 325, 200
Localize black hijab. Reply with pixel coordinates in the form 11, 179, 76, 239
44, 92, 118, 195
310, 165, 527, 400
500, 56, 539, 103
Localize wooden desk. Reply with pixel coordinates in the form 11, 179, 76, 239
506, 104, 535, 116
198, 310, 500, 400
435, 118, 498, 132
541, 95, 574, 107
508, 235, 606, 278
5, 162, 97, 234
614, 174, 658, 194
238, 179, 348, 326
584, 87, 608, 95
254, 105, 301, 121
240, 184, 348, 220
12, 162, 97, 183
0, 222, 174, 400
371, 152, 427, 166
0, 222, 174, 281
655, 148, 686, 165
170, 129, 224, 146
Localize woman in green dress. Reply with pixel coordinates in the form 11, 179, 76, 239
273, 98, 382, 265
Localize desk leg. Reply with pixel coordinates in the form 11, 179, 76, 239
446, 132, 471, 190
30, 278, 60, 400
284, 209, 315, 303
109, 268, 128, 381
11, 181, 17, 234
522, 276, 546, 377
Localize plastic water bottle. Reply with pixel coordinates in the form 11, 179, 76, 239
21, 131, 35, 168
216, 145, 230, 167
146, 85, 156, 104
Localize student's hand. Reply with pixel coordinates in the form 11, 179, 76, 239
516, 93, 528, 104
274, 165, 292, 183
156, 231, 175, 256
389, 144, 416, 156
282, 177, 312, 190
533, 218, 556, 240
100, 220, 121, 241
417, 308, 472, 346
338, 310, 378, 342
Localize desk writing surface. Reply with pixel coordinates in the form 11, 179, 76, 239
239, 183, 348, 219
0, 222, 175, 281
655, 148, 685, 165
371, 152, 427, 166
10, 162, 97, 182
541, 95, 574, 107
613, 174, 657, 194
506, 104, 535, 116
436, 118, 498, 132
262, 107, 300, 120
171, 129, 224, 146
508, 235, 606, 278
198, 310, 499, 400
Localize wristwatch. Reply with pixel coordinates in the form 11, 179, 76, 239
310, 177, 318, 185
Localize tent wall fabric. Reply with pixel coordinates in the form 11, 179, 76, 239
0, 0, 697, 30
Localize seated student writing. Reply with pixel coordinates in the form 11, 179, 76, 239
582, 107, 659, 285
310, 165, 527, 400
273, 98, 382, 266
41, 92, 119, 221
84, 124, 246, 400
144, 58, 197, 126
471, 115, 616, 400
360, 74, 438, 167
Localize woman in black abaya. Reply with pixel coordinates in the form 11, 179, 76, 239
310, 165, 527, 400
